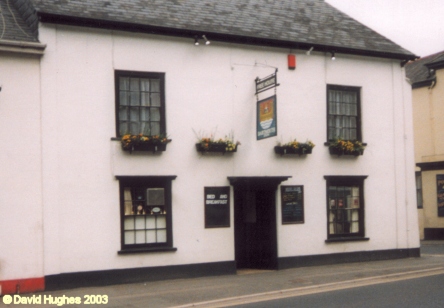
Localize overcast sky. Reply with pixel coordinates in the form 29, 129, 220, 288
325, 0, 444, 58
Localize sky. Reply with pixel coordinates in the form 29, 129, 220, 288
325, 0, 444, 57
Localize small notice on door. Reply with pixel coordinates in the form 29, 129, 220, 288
280, 185, 304, 224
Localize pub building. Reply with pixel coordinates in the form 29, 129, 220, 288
0, 0, 420, 294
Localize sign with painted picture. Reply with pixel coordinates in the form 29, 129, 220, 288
257, 95, 277, 140
437, 175, 444, 217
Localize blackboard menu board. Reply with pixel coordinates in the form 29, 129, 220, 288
437, 175, 444, 217
281, 185, 304, 224
205, 186, 230, 228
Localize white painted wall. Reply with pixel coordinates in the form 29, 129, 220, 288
0, 53, 43, 281
36, 23, 419, 275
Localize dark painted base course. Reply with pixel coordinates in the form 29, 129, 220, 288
424, 228, 444, 240
44, 248, 420, 291
278, 248, 420, 270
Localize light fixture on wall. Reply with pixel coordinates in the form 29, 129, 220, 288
306, 46, 314, 56
331, 51, 336, 60
202, 35, 211, 45
194, 36, 200, 46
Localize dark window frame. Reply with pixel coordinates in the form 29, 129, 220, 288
415, 171, 423, 209
324, 176, 368, 241
326, 85, 362, 142
116, 176, 177, 254
115, 70, 166, 138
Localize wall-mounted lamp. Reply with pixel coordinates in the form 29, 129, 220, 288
194, 36, 199, 46
202, 35, 211, 45
331, 51, 336, 60
306, 47, 314, 56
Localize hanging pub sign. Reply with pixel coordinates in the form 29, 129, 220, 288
204, 186, 230, 228
280, 185, 304, 224
257, 95, 277, 140
255, 69, 279, 94
437, 175, 444, 217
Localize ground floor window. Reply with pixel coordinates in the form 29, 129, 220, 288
117, 176, 176, 252
324, 176, 367, 239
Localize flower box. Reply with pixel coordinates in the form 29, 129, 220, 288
327, 139, 365, 157
328, 147, 364, 156
274, 146, 312, 156
121, 134, 171, 154
196, 143, 238, 154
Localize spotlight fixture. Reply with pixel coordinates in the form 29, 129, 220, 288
194, 36, 199, 46
306, 47, 314, 56
202, 35, 211, 45
331, 51, 336, 60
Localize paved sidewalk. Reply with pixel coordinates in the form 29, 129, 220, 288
7, 242, 444, 308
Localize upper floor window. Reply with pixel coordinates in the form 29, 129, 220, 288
327, 85, 361, 141
115, 71, 165, 137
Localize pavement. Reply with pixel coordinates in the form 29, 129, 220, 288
5, 241, 444, 308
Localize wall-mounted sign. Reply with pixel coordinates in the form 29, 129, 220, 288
255, 70, 279, 94
280, 185, 304, 224
205, 186, 230, 228
437, 175, 444, 217
257, 95, 277, 140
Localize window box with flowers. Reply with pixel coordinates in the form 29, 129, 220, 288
274, 139, 315, 156
196, 135, 240, 154
328, 139, 365, 156
121, 134, 171, 153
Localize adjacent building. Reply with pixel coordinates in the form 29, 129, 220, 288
1, 0, 419, 294
406, 51, 444, 240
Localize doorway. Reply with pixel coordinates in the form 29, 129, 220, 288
234, 188, 277, 270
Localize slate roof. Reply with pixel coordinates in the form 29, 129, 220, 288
0, 0, 38, 42
30, 0, 416, 61
405, 50, 444, 88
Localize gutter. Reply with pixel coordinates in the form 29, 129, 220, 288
0, 39, 46, 56
36, 11, 417, 62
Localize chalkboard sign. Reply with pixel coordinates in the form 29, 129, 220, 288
205, 187, 230, 228
437, 175, 444, 217
281, 185, 304, 224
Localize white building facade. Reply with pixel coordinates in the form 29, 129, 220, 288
1, 0, 419, 294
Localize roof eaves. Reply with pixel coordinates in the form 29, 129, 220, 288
36, 11, 417, 62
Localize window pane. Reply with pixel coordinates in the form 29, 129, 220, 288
146, 230, 156, 243
151, 79, 160, 92
119, 77, 129, 90
119, 107, 128, 121
140, 79, 150, 92
140, 107, 150, 121
157, 215, 166, 228
157, 230, 167, 243
146, 216, 155, 229
150, 122, 160, 136
120, 91, 128, 106
135, 231, 145, 244
130, 78, 139, 91
119, 122, 128, 136
130, 92, 140, 106
129, 122, 139, 135
135, 216, 145, 229
151, 93, 161, 107
124, 231, 135, 244
124, 217, 134, 230
151, 108, 160, 121
141, 93, 150, 106
130, 107, 139, 121
140, 122, 150, 135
